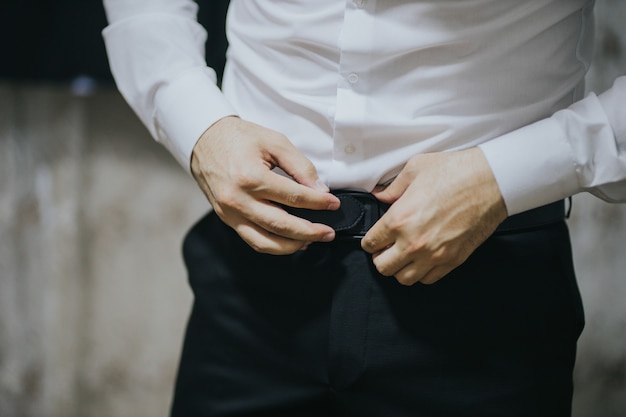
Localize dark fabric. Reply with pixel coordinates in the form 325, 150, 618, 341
170, 211, 584, 417
0, 0, 229, 83
283, 190, 566, 239
283, 191, 390, 239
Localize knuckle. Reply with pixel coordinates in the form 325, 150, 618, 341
302, 162, 317, 177
429, 246, 448, 264
396, 275, 415, 286
234, 170, 261, 191
374, 261, 393, 277
361, 238, 374, 252
386, 216, 406, 234
216, 189, 240, 211
420, 277, 438, 286
266, 218, 290, 235
273, 133, 292, 150
405, 239, 426, 257
286, 192, 302, 207
275, 132, 289, 143
446, 245, 467, 266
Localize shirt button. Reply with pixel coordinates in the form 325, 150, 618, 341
355, 0, 366, 8
344, 144, 356, 154
347, 73, 359, 84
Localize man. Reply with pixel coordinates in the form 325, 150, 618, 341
102, 0, 625, 415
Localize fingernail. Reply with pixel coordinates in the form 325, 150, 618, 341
314, 179, 329, 192
322, 231, 335, 242
327, 199, 340, 210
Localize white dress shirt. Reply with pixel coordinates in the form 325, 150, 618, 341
102, 0, 626, 215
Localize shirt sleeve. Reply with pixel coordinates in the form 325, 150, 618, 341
479, 75, 626, 215
102, 0, 237, 172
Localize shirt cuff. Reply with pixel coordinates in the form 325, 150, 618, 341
153, 66, 238, 173
479, 118, 580, 215
597, 76, 626, 147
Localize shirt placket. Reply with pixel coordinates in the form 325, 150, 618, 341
331, 0, 376, 181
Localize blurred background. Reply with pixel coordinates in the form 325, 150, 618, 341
0, 0, 624, 416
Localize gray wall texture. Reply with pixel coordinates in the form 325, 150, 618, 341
1, 1, 625, 416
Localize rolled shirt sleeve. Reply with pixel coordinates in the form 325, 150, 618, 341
480, 75, 626, 215
102, 0, 237, 172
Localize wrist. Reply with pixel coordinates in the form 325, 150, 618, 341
191, 116, 241, 178
468, 147, 508, 221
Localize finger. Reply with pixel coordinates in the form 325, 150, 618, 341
242, 200, 336, 242
393, 262, 455, 286
370, 244, 410, 277
270, 140, 328, 191
392, 263, 449, 286
371, 165, 414, 204
257, 172, 340, 210
235, 219, 310, 255
361, 216, 395, 254
415, 265, 455, 285
392, 262, 423, 286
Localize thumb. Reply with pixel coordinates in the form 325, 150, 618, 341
372, 169, 413, 204
273, 141, 329, 192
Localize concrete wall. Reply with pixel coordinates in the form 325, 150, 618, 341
1, 2, 625, 416
0, 86, 207, 416
569, 1, 626, 415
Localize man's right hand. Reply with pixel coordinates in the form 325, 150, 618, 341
191, 116, 340, 254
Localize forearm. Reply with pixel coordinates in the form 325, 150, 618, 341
102, 0, 237, 171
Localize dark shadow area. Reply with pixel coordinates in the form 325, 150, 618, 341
0, 0, 229, 84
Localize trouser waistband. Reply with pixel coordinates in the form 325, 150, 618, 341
283, 190, 566, 240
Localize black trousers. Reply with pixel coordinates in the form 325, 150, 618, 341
170, 211, 584, 417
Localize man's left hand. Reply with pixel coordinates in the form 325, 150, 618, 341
361, 147, 508, 286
